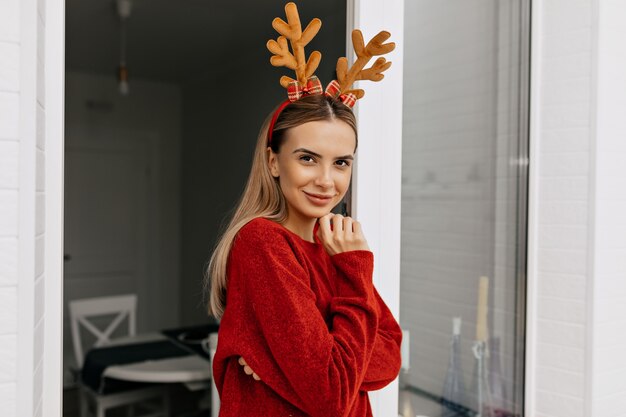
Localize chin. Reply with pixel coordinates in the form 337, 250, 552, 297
295, 202, 334, 220
302, 208, 331, 220
288, 194, 342, 220
308, 203, 340, 218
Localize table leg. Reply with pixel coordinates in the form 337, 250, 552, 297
162, 388, 170, 417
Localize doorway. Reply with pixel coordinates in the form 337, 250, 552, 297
62, 0, 348, 415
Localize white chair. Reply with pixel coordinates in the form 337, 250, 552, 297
208, 333, 219, 417
69, 294, 170, 417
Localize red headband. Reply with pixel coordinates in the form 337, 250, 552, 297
267, 76, 358, 146
267, 99, 291, 146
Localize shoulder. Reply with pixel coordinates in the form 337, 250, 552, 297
230, 217, 308, 274
240, 217, 283, 233
234, 217, 293, 250
238, 217, 286, 239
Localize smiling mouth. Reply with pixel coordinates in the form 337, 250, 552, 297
303, 191, 334, 204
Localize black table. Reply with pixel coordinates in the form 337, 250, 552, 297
81, 323, 219, 394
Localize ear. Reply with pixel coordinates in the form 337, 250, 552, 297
267, 147, 280, 178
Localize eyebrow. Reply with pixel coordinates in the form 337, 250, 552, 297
292, 147, 354, 160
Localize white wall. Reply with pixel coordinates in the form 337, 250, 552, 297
528, 0, 594, 415
63, 70, 182, 383
528, 0, 591, 413
527, 0, 626, 416
0, 0, 21, 412
0, 0, 46, 415
591, 1, 626, 413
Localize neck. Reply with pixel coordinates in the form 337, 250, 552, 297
282, 213, 317, 243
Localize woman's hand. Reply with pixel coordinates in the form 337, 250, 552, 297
316, 213, 370, 256
238, 356, 260, 381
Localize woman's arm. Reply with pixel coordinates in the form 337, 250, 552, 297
239, 287, 402, 391
238, 288, 402, 390
360, 287, 403, 391
229, 222, 379, 417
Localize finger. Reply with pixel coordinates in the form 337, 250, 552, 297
332, 214, 344, 233
318, 214, 332, 232
243, 365, 254, 375
353, 220, 362, 235
252, 372, 261, 381
238, 357, 247, 366
343, 217, 354, 235
317, 214, 333, 239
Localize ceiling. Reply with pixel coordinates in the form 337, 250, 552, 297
66, 0, 345, 84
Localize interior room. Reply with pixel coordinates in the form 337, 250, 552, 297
62, 0, 346, 415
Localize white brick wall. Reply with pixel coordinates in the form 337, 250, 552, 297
528, 1, 626, 416
0, 0, 46, 415
590, 0, 626, 415
530, 0, 592, 415
0, 0, 20, 414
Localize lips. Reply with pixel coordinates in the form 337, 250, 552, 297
303, 191, 334, 205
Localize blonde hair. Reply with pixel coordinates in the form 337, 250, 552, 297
204, 94, 358, 320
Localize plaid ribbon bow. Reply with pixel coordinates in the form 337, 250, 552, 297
324, 80, 357, 108
269, 76, 359, 145
286, 77, 358, 108
287, 76, 324, 102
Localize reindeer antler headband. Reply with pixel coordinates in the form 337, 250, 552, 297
266, 2, 395, 144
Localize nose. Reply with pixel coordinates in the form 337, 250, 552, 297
314, 165, 333, 188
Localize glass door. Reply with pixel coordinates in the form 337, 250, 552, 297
398, 1, 530, 416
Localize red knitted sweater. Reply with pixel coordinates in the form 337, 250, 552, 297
212, 217, 402, 416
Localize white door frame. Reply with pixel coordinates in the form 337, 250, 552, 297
43, 0, 66, 415
348, 0, 404, 414
42, 0, 406, 416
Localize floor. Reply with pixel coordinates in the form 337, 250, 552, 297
63, 383, 210, 417
399, 389, 442, 417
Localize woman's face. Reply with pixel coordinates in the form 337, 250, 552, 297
268, 118, 356, 227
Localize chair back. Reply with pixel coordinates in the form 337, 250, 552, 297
69, 293, 137, 368
208, 333, 220, 417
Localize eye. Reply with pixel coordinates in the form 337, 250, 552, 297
335, 159, 351, 168
299, 154, 316, 163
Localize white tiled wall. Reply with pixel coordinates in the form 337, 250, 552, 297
0, 0, 20, 414
532, 0, 592, 416
590, 0, 626, 415
0, 0, 46, 415
529, 0, 626, 416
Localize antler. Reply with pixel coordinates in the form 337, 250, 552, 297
266, 2, 322, 88
336, 30, 395, 98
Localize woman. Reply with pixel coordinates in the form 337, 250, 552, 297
205, 93, 403, 416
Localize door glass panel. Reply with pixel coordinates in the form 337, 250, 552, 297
398, 1, 530, 417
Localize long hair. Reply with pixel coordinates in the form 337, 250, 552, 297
205, 94, 358, 320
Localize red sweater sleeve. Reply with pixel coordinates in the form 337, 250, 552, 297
228, 223, 379, 417
360, 287, 403, 391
